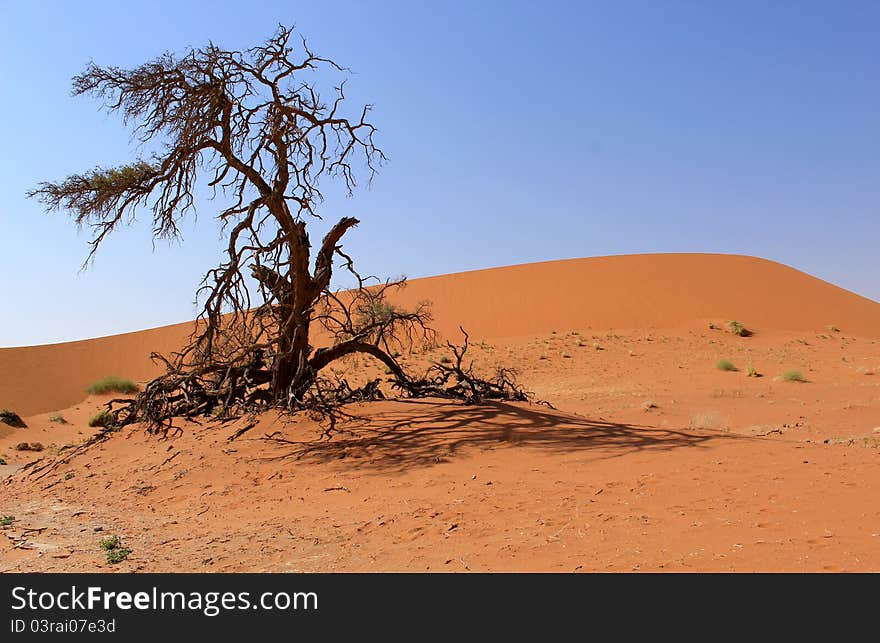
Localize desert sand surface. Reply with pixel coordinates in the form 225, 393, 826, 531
2, 253, 880, 572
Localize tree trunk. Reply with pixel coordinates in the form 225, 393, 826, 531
272, 301, 313, 401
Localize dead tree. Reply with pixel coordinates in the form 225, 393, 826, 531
28, 25, 529, 433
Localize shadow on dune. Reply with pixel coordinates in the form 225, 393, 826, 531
259, 398, 724, 472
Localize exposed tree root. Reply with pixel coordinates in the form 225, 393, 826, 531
104, 327, 534, 440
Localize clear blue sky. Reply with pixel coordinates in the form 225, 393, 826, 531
1, 1, 877, 346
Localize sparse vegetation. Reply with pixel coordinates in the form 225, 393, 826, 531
88, 410, 114, 428
0, 410, 27, 429
782, 370, 806, 382
561, 351, 571, 359
0, 515, 14, 527
86, 377, 139, 395
64, 472, 75, 480
48, 414, 68, 424
828, 325, 841, 333
746, 364, 760, 378
438, 356, 452, 365
593, 343, 602, 351
642, 401, 658, 411
0, 458, 6, 465
716, 359, 738, 372
727, 320, 750, 337
708, 322, 717, 330
100, 535, 132, 565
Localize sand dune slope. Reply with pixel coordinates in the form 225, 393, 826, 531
0, 323, 191, 417
394, 253, 880, 339
2, 253, 878, 416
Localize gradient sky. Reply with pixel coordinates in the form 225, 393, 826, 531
1, 0, 877, 346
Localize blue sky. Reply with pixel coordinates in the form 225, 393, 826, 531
1, 1, 877, 346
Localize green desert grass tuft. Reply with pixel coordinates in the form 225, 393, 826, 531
727, 320, 751, 337
86, 376, 139, 395
716, 359, 738, 372
782, 370, 806, 382
88, 410, 114, 428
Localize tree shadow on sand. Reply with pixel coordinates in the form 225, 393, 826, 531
256, 399, 728, 473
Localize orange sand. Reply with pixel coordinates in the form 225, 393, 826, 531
2, 253, 879, 571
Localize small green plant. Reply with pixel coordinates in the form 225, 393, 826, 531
538, 353, 548, 360
64, 472, 75, 480
746, 364, 760, 378
782, 370, 806, 382
561, 351, 571, 359
716, 359, 738, 372
49, 414, 68, 424
0, 515, 14, 527
0, 458, 6, 465
438, 356, 452, 365
828, 325, 841, 333
86, 376, 139, 395
0, 410, 27, 429
593, 342, 602, 351
708, 322, 717, 330
100, 535, 132, 565
88, 410, 114, 428
727, 320, 750, 337
106, 547, 132, 565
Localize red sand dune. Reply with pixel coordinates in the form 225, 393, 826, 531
393, 253, 880, 338
2, 253, 878, 416
3, 253, 880, 572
